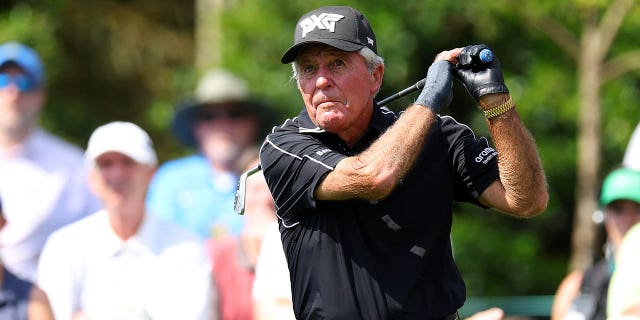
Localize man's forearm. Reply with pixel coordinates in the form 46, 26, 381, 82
482, 93, 548, 216
316, 105, 436, 201
316, 52, 457, 201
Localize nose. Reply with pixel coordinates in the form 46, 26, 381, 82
315, 65, 333, 89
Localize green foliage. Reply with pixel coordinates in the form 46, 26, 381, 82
452, 206, 565, 295
1, 0, 639, 299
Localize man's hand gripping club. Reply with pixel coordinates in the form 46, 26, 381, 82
454, 44, 509, 101
414, 56, 455, 113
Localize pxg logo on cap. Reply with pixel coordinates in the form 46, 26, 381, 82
281, 6, 377, 64
299, 13, 345, 38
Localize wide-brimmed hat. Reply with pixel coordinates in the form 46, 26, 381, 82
281, 6, 377, 64
600, 168, 640, 207
170, 69, 276, 148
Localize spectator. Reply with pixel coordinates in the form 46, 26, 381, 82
552, 168, 640, 320
608, 222, 640, 318
37, 121, 213, 320
0, 41, 100, 282
0, 196, 54, 320
147, 69, 277, 239
252, 221, 295, 320
208, 161, 277, 320
607, 129, 640, 318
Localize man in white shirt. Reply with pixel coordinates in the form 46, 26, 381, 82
37, 121, 214, 320
0, 41, 100, 282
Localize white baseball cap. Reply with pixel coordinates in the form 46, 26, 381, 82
85, 121, 157, 166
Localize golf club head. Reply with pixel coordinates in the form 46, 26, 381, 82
233, 164, 262, 215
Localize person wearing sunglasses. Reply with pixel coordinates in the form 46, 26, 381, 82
146, 69, 280, 240
0, 41, 100, 283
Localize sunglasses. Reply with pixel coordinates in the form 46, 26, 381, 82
0, 73, 38, 92
196, 109, 250, 121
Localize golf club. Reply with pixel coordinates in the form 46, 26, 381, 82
233, 164, 262, 215
233, 48, 495, 215
232, 82, 423, 215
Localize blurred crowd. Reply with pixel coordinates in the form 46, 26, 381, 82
1, 39, 639, 320
0, 41, 292, 320
551, 112, 640, 318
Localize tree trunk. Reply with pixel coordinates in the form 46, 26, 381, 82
195, 0, 226, 72
570, 25, 603, 271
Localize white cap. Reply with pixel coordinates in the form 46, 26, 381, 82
85, 121, 157, 166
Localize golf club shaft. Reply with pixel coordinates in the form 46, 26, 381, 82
377, 78, 426, 107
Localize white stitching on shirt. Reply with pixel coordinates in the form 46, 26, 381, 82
410, 245, 427, 257
264, 136, 336, 170
381, 214, 402, 231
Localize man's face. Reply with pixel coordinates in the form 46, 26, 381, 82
193, 104, 258, 170
604, 199, 640, 247
0, 64, 44, 137
295, 44, 383, 141
89, 152, 154, 211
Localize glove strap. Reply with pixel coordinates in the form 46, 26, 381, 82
483, 96, 515, 119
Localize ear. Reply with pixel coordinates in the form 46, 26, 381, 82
370, 63, 384, 95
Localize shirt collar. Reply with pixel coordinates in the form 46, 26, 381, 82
296, 109, 325, 134
295, 103, 395, 140
100, 211, 153, 257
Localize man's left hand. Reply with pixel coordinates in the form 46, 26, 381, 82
454, 44, 509, 101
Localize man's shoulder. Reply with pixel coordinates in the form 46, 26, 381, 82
160, 153, 207, 167
269, 116, 302, 135
30, 129, 85, 162
154, 154, 209, 176
438, 114, 468, 128
267, 109, 317, 135
45, 211, 104, 247
436, 115, 482, 141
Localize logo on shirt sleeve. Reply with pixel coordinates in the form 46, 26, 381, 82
475, 147, 497, 164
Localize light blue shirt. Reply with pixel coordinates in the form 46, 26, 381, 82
146, 154, 243, 239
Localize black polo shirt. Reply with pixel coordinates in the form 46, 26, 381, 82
259, 105, 499, 320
